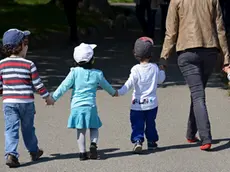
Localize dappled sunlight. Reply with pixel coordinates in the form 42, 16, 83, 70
27, 55, 61, 60
94, 56, 113, 60
27, 38, 225, 93
104, 36, 115, 40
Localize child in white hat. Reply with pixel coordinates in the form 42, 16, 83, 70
48, 43, 117, 160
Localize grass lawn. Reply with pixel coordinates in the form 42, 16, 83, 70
16, 0, 134, 4
15, 0, 50, 5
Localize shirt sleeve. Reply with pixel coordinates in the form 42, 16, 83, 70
215, 0, 230, 65
30, 63, 49, 98
158, 69, 166, 84
98, 72, 116, 96
118, 68, 137, 96
160, 0, 179, 65
0, 75, 2, 95
52, 69, 75, 101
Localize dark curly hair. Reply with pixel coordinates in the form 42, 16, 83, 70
1, 42, 23, 58
74, 58, 94, 69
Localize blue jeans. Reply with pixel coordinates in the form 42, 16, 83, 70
130, 107, 158, 143
3, 103, 39, 159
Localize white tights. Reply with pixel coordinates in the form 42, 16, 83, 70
77, 129, 99, 153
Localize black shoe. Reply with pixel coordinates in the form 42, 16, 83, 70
6, 154, 20, 168
89, 142, 98, 159
30, 149, 43, 161
133, 141, 142, 153
147, 142, 158, 150
79, 152, 89, 161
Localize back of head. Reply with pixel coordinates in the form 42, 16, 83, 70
133, 37, 154, 62
73, 43, 97, 69
1, 28, 30, 58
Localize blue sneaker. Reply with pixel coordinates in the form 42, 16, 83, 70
133, 141, 142, 153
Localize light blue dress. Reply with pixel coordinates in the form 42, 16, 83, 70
52, 67, 116, 129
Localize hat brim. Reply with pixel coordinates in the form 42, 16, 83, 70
89, 44, 97, 49
23, 30, 31, 36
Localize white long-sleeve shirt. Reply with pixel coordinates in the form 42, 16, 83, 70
118, 63, 165, 111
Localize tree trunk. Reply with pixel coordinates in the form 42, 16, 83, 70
47, 0, 114, 18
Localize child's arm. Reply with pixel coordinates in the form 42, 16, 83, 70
157, 66, 166, 84
52, 69, 75, 102
30, 63, 49, 98
158, 70, 166, 84
98, 72, 116, 96
0, 75, 2, 96
118, 69, 136, 96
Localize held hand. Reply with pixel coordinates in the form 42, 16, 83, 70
113, 90, 118, 97
45, 95, 55, 106
159, 65, 165, 71
222, 65, 230, 73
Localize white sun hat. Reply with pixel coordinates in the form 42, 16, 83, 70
73, 43, 97, 63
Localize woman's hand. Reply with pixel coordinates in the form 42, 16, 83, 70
113, 90, 118, 97
222, 65, 230, 73
159, 65, 166, 71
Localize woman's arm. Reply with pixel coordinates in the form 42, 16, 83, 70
159, 0, 179, 67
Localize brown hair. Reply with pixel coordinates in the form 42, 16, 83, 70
133, 49, 152, 62
1, 42, 23, 58
134, 54, 151, 62
74, 58, 94, 69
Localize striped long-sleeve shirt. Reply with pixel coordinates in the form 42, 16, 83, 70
0, 57, 49, 103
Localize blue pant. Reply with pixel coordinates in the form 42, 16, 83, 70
3, 103, 39, 159
130, 107, 158, 143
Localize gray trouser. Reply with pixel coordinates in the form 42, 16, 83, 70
177, 48, 218, 144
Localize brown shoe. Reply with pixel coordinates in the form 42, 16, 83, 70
6, 154, 20, 168
30, 149, 43, 161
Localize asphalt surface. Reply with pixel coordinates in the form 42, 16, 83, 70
1, 3, 230, 172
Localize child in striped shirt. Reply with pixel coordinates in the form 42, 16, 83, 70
0, 29, 53, 168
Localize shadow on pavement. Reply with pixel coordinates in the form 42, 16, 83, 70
20, 148, 119, 167
99, 149, 152, 160
210, 138, 230, 152
156, 138, 230, 153
19, 138, 230, 167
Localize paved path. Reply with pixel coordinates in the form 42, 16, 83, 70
1, 10, 230, 172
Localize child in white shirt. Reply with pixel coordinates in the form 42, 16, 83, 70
117, 37, 165, 153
